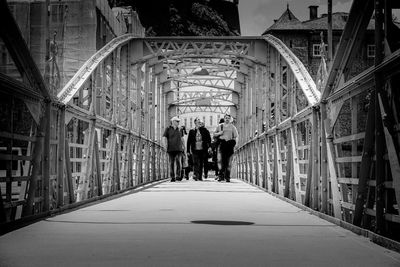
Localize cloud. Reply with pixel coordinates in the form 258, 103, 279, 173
252, 0, 275, 17
241, 15, 270, 36
240, 0, 276, 36
318, 0, 353, 15
333, 1, 353, 12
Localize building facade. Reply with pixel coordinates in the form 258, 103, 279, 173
179, 112, 225, 133
262, 5, 377, 81
1, 0, 145, 96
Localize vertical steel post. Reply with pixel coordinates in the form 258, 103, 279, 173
311, 108, 320, 210
320, 103, 328, 213
42, 101, 51, 211
353, 94, 375, 226
57, 106, 65, 208
327, 0, 333, 63
374, 0, 385, 235
44, 0, 51, 89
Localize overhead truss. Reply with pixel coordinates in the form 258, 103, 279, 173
170, 90, 234, 106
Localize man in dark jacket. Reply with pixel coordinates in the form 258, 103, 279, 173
187, 118, 211, 181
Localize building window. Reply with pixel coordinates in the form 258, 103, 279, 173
184, 118, 187, 128
312, 44, 328, 57
210, 115, 213, 126
367, 45, 375, 58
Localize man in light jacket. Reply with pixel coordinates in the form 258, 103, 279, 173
213, 114, 238, 182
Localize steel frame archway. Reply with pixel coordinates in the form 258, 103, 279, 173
0, 25, 321, 225
4, 0, 400, 245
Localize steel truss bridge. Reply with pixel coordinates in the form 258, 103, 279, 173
1, 0, 400, 246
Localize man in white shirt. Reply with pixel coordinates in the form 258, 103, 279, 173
213, 114, 238, 182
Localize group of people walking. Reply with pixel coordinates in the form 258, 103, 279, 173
163, 114, 238, 182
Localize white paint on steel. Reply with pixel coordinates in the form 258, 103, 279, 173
59, 34, 321, 107
263, 34, 321, 106
57, 34, 136, 104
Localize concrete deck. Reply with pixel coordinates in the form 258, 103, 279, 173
1, 178, 400, 267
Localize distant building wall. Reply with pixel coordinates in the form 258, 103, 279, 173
3, 0, 144, 95
264, 10, 375, 81
112, 7, 145, 38
96, 0, 126, 36
179, 112, 226, 133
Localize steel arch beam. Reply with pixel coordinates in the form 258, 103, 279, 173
263, 34, 320, 106
57, 34, 135, 104
58, 34, 319, 109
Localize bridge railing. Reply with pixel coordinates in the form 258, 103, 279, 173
0, 97, 168, 223
0, 9, 168, 225
232, 59, 400, 241
232, 1, 400, 242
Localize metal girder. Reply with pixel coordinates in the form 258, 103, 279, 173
139, 38, 271, 66
174, 104, 235, 108
144, 39, 251, 57
165, 79, 237, 94
174, 77, 234, 88
164, 55, 249, 69
167, 69, 237, 81
0, 1, 51, 100
170, 91, 235, 106
58, 34, 134, 104
164, 57, 243, 73
0, 73, 43, 101
178, 105, 232, 114
322, 0, 374, 99
263, 34, 320, 106
156, 53, 254, 65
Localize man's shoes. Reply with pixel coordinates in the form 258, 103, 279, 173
225, 179, 230, 182
170, 179, 176, 182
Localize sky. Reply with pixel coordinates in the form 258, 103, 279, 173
239, 0, 353, 36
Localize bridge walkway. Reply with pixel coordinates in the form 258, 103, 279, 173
1, 177, 400, 267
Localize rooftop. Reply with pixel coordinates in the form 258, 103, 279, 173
262, 5, 377, 35
262, 6, 306, 33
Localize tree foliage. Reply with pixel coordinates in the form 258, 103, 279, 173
114, 0, 238, 36
186, 3, 235, 36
